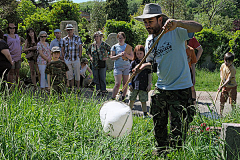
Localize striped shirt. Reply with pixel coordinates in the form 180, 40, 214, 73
62, 34, 82, 61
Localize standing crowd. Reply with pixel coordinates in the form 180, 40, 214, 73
0, 2, 238, 156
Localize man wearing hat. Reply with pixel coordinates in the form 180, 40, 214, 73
134, 3, 202, 154
61, 24, 82, 90
50, 29, 63, 60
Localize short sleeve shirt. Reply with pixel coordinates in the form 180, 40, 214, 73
220, 63, 237, 88
145, 28, 194, 90
4, 34, 21, 62
62, 34, 82, 61
188, 37, 201, 49
45, 60, 69, 85
50, 38, 63, 56
111, 43, 130, 68
87, 41, 111, 68
37, 42, 51, 65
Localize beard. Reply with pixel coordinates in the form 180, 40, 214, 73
146, 23, 161, 34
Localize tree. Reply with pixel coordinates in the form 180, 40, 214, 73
0, 0, 18, 25
196, 0, 237, 27
105, 0, 129, 21
160, 0, 187, 19
88, 0, 106, 36
49, 0, 81, 29
23, 8, 52, 37
17, 0, 36, 22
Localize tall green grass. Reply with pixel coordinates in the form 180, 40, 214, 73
1, 83, 240, 159
106, 67, 240, 92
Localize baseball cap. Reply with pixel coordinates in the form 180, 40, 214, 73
51, 46, 61, 52
54, 29, 61, 33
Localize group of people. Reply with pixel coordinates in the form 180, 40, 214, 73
0, 2, 237, 156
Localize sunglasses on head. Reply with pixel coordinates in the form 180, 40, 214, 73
40, 36, 47, 38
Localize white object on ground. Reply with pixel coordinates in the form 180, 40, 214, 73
100, 101, 133, 137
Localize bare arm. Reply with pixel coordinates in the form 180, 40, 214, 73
164, 19, 203, 33
196, 46, 203, 61
39, 49, 51, 63
125, 50, 134, 61
191, 63, 196, 85
110, 50, 123, 61
24, 39, 37, 52
47, 74, 51, 89
79, 44, 82, 58
86, 66, 93, 78
146, 73, 152, 92
2, 49, 13, 65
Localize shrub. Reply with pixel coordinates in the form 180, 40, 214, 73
104, 18, 148, 47
229, 30, 240, 66
195, 28, 230, 67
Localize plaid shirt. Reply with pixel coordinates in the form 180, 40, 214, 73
62, 34, 82, 61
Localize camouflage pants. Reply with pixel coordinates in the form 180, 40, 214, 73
150, 87, 195, 148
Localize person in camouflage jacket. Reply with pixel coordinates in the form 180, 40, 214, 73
45, 46, 69, 93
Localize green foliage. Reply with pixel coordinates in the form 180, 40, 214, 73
105, 20, 134, 46
195, 28, 224, 66
229, 30, 240, 66
127, 0, 142, 15
104, 18, 148, 47
50, 0, 81, 28
88, 0, 106, 36
17, 0, 36, 22
78, 1, 96, 13
23, 8, 53, 37
105, 0, 130, 21
0, 0, 18, 24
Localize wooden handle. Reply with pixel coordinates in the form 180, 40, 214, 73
119, 29, 166, 94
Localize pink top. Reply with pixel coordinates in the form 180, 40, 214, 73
37, 42, 51, 65
4, 34, 21, 62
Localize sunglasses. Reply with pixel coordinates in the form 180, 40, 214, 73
40, 36, 47, 38
67, 29, 72, 31
9, 27, 16, 29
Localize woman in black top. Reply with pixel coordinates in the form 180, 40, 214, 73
0, 29, 13, 83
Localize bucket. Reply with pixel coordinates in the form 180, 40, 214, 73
99, 101, 133, 137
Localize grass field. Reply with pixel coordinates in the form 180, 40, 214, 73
1, 83, 240, 159
106, 67, 240, 92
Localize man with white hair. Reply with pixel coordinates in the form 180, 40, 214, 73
61, 24, 82, 91
134, 3, 202, 155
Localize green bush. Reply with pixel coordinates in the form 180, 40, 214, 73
195, 28, 228, 67
105, 20, 134, 47
104, 18, 148, 47
229, 30, 240, 66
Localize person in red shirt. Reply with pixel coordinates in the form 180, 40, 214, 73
188, 37, 203, 61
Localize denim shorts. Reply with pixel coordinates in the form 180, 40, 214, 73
113, 65, 130, 76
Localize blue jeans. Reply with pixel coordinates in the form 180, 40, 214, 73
93, 67, 106, 91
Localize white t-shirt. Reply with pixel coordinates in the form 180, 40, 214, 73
145, 27, 194, 90
80, 64, 88, 77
